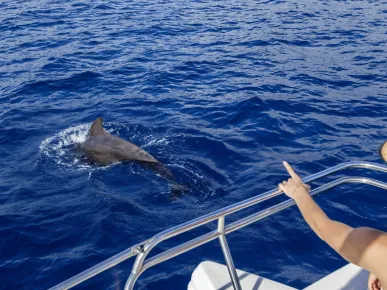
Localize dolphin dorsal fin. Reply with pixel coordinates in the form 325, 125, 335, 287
89, 118, 104, 136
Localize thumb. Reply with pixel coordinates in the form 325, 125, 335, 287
278, 183, 286, 192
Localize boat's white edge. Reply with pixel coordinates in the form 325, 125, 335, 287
188, 261, 297, 290
188, 261, 368, 290
303, 263, 368, 290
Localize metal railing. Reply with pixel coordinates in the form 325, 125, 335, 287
49, 161, 387, 290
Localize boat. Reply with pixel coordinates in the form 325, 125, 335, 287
49, 161, 387, 290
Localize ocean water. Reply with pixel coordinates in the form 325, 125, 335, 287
1, 0, 387, 289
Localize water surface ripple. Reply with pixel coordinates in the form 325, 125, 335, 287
0, 0, 387, 289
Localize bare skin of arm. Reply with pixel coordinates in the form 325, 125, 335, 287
278, 161, 387, 290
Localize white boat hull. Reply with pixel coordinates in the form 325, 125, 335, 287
188, 261, 368, 290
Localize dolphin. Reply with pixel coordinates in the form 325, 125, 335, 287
80, 118, 185, 191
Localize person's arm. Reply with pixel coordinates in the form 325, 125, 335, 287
278, 161, 387, 287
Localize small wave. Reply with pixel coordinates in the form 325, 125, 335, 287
15, 71, 101, 96
143, 137, 169, 148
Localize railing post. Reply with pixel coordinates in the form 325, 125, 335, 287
218, 216, 242, 290
124, 253, 144, 290
124, 240, 155, 290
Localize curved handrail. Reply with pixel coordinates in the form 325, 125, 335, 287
49, 161, 387, 290
123, 162, 387, 289
140, 176, 387, 271
133, 162, 387, 249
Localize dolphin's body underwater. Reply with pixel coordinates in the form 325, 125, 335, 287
81, 118, 184, 191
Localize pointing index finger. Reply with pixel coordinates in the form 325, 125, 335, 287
283, 161, 301, 181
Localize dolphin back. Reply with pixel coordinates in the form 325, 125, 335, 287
82, 118, 189, 194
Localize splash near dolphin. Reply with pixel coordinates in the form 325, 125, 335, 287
80, 118, 186, 192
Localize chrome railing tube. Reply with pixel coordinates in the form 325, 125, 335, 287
124, 239, 156, 290
143, 231, 220, 271
225, 177, 387, 235
302, 161, 387, 184
218, 217, 242, 290
124, 253, 144, 290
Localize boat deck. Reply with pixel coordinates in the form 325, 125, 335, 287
188, 261, 368, 290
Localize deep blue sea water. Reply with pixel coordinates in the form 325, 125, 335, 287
1, 0, 387, 289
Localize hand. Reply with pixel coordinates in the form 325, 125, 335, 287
278, 161, 311, 199
368, 272, 381, 290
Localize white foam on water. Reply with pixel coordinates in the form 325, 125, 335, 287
38, 123, 130, 171
143, 137, 169, 147
38, 123, 93, 170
